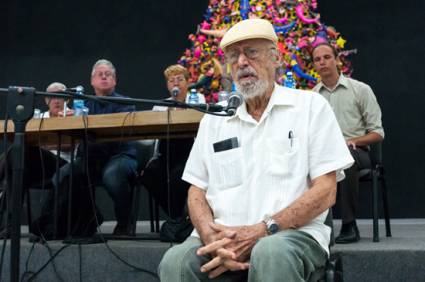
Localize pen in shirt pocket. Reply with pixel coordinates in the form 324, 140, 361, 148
288, 130, 294, 148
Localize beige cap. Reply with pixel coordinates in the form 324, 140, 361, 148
219, 19, 278, 51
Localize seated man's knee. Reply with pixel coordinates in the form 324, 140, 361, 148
53, 161, 82, 187
159, 246, 182, 279
251, 234, 300, 271
102, 170, 121, 191
159, 238, 205, 281
102, 161, 135, 189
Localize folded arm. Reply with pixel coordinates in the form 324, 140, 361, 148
346, 132, 383, 149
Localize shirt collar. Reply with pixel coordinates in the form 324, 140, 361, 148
228, 83, 296, 122
316, 74, 349, 92
337, 74, 350, 89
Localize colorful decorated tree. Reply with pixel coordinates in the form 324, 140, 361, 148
178, 0, 356, 102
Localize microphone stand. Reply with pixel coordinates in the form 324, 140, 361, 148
0, 85, 231, 282
3, 87, 34, 282
91, 95, 229, 115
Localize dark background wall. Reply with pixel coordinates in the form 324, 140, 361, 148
0, 1, 424, 218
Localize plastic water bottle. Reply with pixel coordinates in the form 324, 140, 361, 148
218, 91, 229, 102
188, 89, 199, 104
73, 86, 85, 116
231, 82, 237, 92
284, 71, 296, 89
33, 108, 41, 118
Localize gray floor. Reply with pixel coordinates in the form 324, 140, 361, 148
333, 218, 425, 251
332, 219, 425, 282
7, 219, 425, 282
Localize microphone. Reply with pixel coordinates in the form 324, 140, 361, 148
171, 87, 180, 97
66, 85, 84, 93
225, 91, 243, 116
196, 103, 225, 113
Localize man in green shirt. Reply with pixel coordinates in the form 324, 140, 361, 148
312, 43, 385, 243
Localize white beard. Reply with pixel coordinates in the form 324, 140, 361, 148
236, 78, 269, 100
235, 67, 270, 100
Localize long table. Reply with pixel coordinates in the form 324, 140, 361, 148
0, 109, 206, 279
0, 110, 204, 145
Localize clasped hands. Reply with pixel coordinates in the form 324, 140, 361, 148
197, 222, 266, 279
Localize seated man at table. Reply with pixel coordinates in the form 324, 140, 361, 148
42, 82, 74, 119
31, 59, 139, 239
141, 65, 196, 240
41, 82, 74, 162
0, 82, 71, 238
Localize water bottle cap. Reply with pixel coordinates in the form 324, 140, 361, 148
33, 109, 41, 119
231, 83, 237, 92
75, 86, 84, 93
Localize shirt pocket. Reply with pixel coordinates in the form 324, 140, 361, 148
266, 137, 300, 177
211, 147, 243, 190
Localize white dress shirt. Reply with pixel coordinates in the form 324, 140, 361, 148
182, 84, 354, 254
41, 110, 72, 163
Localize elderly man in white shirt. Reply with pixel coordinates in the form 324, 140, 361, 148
0, 82, 72, 239
41, 82, 74, 162
159, 19, 354, 282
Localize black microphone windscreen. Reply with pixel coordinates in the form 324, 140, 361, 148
226, 91, 243, 115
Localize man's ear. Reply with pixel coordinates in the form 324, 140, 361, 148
272, 50, 283, 67
336, 56, 343, 70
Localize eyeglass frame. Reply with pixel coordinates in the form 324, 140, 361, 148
92, 71, 115, 78
167, 74, 187, 84
224, 46, 277, 65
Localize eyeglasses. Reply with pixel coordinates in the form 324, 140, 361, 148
92, 71, 114, 78
225, 46, 275, 64
167, 75, 186, 84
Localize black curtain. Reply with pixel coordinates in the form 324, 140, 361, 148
0, 0, 424, 217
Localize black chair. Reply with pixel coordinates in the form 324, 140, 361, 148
128, 139, 160, 235
358, 142, 391, 242
16, 146, 66, 237
25, 180, 55, 234
309, 209, 343, 282
131, 177, 160, 234
324, 210, 343, 282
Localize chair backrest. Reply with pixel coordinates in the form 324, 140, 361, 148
131, 140, 156, 171
309, 209, 337, 282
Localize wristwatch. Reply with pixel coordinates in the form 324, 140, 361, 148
262, 215, 279, 235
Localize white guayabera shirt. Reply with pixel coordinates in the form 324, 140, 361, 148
41, 110, 73, 163
183, 84, 354, 254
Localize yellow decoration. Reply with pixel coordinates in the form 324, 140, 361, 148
210, 79, 220, 89
336, 36, 347, 48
